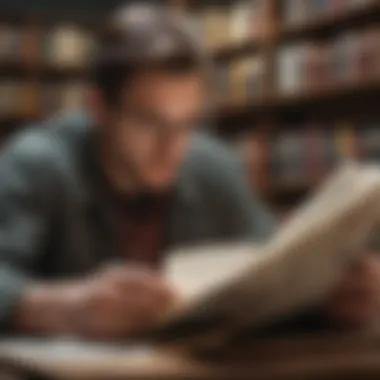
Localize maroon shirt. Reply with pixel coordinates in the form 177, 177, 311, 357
112, 193, 170, 269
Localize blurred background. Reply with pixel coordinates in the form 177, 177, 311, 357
0, 0, 379, 220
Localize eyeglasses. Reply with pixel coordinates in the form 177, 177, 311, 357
116, 108, 200, 138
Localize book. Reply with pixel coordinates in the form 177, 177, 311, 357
277, 26, 380, 93
359, 124, 380, 162
60, 81, 86, 110
356, 27, 380, 80
213, 62, 230, 105
335, 122, 357, 159
42, 84, 64, 114
230, 131, 268, 189
249, 0, 273, 41
0, 81, 22, 116
228, 57, 250, 104
283, 0, 377, 25
0, 23, 21, 62
151, 162, 380, 351
228, 55, 264, 104
45, 24, 93, 68
270, 131, 304, 184
265, 121, 380, 189
201, 7, 229, 51
304, 125, 327, 182
20, 81, 39, 116
283, 0, 311, 26
184, 14, 202, 42
194, 0, 275, 52
229, 1, 253, 44
246, 55, 265, 98
277, 44, 306, 93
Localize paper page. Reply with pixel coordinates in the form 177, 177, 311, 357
164, 243, 261, 302
152, 162, 380, 346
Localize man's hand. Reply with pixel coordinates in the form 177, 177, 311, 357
76, 265, 176, 339
15, 265, 176, 339
324, 254, 380, 326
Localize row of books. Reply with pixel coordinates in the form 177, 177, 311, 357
268, 123, 380, 184
185, 0, 274, 51
0, 81, 86, 116
184, 0, 377, 52
0, 23, 94, 67
282, 0, 377, 26
277, 26, 380, 93
215, 55, 265, 105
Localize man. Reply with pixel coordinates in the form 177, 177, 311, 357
0, 4, 378, 340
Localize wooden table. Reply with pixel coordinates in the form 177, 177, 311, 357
1, 333, 380, 380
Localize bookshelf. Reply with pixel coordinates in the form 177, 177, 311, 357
218, 74, 380, 122
0, 13, 95, 133
173, 0, 380, 212
213, 0, 380, 61
1, 1, 380, 213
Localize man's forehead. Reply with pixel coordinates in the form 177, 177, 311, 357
123, 71, 204, 112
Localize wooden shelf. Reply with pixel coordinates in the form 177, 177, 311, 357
213, 39, 263, 61
217, 76, 380, 121
264, 180, 313, 205
212, 3, 380, 61
277, 3, 380, 43
42, 63, 87, 79
0, 60, 33, 76
0, 61, 87, 79
0, 112, 40, 124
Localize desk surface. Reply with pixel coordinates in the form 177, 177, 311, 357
1, 333, 380, 380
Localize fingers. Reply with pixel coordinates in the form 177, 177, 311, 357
101, 264, 177, 310
325, 255, 380, 326
336, 256, 379, 297
81, 264, 177, 339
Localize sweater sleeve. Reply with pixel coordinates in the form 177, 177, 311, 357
0, 130, 57, 329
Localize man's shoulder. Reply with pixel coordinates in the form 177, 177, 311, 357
183, 132, 241, 183
1, 110, 90, 171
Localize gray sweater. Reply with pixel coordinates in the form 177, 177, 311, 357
0, 111, 276, 330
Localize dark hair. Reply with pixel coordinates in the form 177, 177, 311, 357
90, 3, 208, 106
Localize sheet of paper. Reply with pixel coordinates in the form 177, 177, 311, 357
153, 162, 380, 347
164, 243, 261, 301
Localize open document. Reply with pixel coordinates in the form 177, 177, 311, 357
151, 161, 380, 349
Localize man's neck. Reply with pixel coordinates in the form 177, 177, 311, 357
98, 142, 141, 198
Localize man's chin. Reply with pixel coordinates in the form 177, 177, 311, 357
143, 176, 175, 193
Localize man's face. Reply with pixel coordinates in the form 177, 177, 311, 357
102, 70, 205, 192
